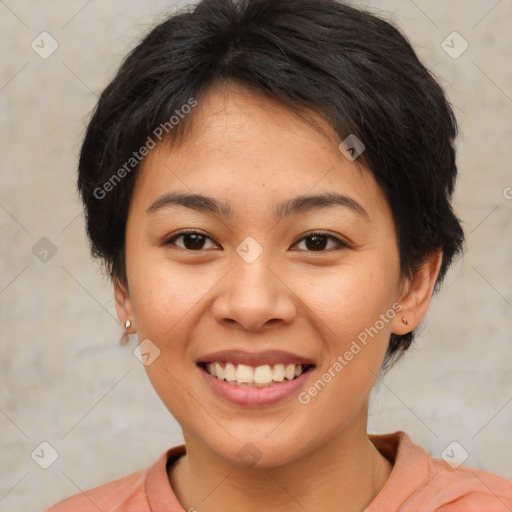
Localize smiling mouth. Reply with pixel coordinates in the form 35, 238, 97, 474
198, 362, 315, 388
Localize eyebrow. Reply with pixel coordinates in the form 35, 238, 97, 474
146, 191, 369, 220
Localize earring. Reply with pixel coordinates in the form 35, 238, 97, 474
402, 316, 409, 326
119, 319, 132, 346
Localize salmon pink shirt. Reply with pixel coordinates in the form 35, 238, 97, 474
46, 430, 512, 511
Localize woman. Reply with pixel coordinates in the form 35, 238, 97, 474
47, 0, 512, 510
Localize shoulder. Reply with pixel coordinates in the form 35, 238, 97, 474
368, 431, 512, 512
424, 455, 512, 512
45, 466, 150, 512
44, 447, 181, 512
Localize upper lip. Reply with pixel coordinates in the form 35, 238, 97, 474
197, 350, 316, 367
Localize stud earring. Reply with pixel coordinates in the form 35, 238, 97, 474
402, 316, 409, 326
119, 319, 132, 346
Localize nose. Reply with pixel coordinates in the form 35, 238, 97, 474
211, 253, 297, 332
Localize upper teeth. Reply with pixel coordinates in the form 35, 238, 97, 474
206, 362, 307, 387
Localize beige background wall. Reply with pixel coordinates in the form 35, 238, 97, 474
1, 1, 511, 510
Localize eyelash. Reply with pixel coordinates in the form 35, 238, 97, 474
163, 230, 348, 253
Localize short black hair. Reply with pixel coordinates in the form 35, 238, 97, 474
77, 0, 464, 371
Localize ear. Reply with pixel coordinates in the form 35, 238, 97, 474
391, 251, 443, 335
114, 277, 135, 332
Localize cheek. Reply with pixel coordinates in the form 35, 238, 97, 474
127, 262, 208, 420
128, 258, 209, 342
300, 261, 399, 341
292, 266, 396, 427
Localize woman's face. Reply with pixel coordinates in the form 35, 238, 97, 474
117, 83, 410, 467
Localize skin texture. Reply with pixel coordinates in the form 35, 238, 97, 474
114, 82, 442, 512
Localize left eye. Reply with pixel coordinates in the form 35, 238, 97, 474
293, 233, 346, 252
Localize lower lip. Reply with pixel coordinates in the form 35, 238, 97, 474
198, 365, 314, 406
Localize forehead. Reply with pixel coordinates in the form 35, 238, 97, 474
130, 83, 388, 222
179, 82, 341, 160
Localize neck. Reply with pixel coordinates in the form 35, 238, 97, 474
168, 412, 393, 512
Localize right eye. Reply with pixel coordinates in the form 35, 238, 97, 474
163, 230, 219, 251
